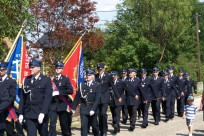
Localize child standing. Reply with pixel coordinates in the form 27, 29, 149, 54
183, 96, 198, 136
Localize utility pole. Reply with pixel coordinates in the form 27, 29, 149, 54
196, 12, 201, 82
196, 12, 203, 91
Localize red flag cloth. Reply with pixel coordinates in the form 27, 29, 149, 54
20, 42, 30, 84
62, 41, 82, 100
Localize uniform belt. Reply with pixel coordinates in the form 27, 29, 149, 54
85, 102, 94, 105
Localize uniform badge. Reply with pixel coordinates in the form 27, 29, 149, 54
90, 89, 92, 92
27, 86, 29, 88
101, 80, 103, 84
59, 82, 61, 86
60, 77, 62, 79
39, 77, 41, 80
84, 90, 86, 92
6, 77, 9, 80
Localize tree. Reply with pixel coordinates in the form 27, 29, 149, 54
28, 0, 103, 63
101, 0, 197, 73
0, 0, 35, 60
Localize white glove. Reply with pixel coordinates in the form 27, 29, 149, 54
19, 115, 23, 124
38, 113, 45, 124
52, 91, 59, 96
90, 110, 95, 116
72, 110, 75, 114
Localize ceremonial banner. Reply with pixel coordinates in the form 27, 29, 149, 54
62, 41, 84, 100
6, 36, 30, 121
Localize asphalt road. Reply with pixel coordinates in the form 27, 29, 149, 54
70, 97, 204, 136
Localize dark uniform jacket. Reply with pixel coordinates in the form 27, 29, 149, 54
50, 75, 73, 112
138, 76, 157, 102
19, 73, 53, 119
72, 81, 100, 115
3, 76, 16, 106
151, 76, 163, 98
125, 77, 141, 106
0, 81, 13, 129
186, 78, 197, 95
169, 74, 178, 96
110, 78, 126, 107
95, 72, 119, 104
176, 76, 187, 96
161, 79, 180, 98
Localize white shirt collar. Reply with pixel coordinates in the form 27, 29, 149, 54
33, 73, 40, 80
2, 74, 8, 81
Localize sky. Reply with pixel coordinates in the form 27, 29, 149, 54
92, 0, 204, 28
90, 0, 122, 28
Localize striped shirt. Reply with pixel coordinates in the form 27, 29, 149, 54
184, 104, 198, 119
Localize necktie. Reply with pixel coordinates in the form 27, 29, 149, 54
154, 77, 156, 80
87, 83, 90, 87
100, 74, 102, 79
32, 77, 36, 84
56, 76, 59, 80
0, 77, 2, 81
142, 77, 144, 81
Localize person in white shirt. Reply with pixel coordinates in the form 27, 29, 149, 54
183, 96, 198, 136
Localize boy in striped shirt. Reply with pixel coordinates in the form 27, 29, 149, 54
183, 96, 198, 136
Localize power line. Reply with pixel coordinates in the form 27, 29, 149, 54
93, 3, 204, 13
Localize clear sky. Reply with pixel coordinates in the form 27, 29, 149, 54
92, 0, 204, 28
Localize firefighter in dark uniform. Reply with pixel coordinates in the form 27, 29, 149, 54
151, 67, 163, 125
109, 71, 126, 133
18, 60, 53, 136
120, 68, 128, 124
72, 68, 100, 136
168, 66, 177, 119
138, 69, 157, 128
125, 68, 140, 131
95, 63, 118, 136
161, 71, 180, 122
0, 62, 16, 136
49, 61, 73, 136
0, 61, 24, 136
185, 72, 197, 104
176, 69, 187, 117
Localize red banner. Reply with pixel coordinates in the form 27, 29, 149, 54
62, 41, 82, 100
20, 42, 30, 84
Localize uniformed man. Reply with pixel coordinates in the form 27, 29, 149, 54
18, 60, 53, 136
95, 63, 118, 136
0, 62, 16, 136
125, 68, 140, 131
151, 67, 163, 125
120, 68, 128, 124
161, 71, 180, 122
176, 69, 187, 117
109, 71, 126, 133
49, 61, 73, 136
138, 69, 157, 128
185, 72, 197, 96
72, 68, 100, 136
167, 66, 177, 119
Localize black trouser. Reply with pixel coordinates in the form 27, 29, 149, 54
81, 114, 99, 136
5, 120, 25, 136
121, 105, 128, 121
141, 102, 150, 125
49, 110, 72, 136
152, 99, 161, 122
127, 105, 138, 127
99, 103, 108, 134
110, 106, 122, 127
165, 95, 172, 118
25, 117, 48, 136
170, 94, 176, 117
162, 101, 166, 113
137, 104, 142, 117
0, 129, 4, 136
177, 95, 185, 115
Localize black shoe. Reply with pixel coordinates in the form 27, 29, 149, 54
129, 125, 135, 131
169, 116, 174, 119
165, 118, 169, 122
141, 123, 147, 128
154, 122, 159, 125
101, 133, 107, 136
121, 120, 127, 124
113, 124, 118, 133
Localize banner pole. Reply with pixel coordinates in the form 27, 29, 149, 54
63, 31, 86, 63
